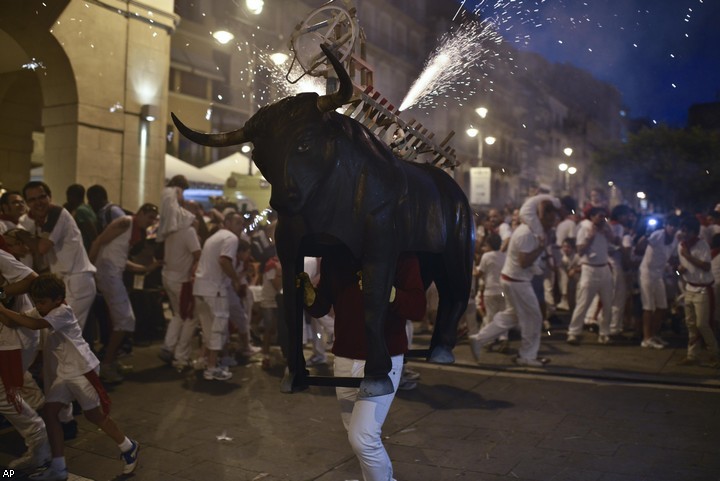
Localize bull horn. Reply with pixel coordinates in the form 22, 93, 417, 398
171, 113, 248, 147
316, 43, 353, 112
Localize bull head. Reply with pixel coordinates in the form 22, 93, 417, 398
171, 44, 353, 214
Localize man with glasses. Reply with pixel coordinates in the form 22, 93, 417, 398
17, 181, 97, 332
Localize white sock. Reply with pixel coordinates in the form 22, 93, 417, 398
118, 437, 133, 452
50, 457, 66, 471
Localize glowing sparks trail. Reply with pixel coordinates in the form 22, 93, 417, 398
399, 18, 502, 111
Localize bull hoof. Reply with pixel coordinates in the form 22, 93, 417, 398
358, 375, 395, 398
428, 346, 455, 364
280, 367, 308, 393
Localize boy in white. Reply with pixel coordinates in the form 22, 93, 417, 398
637, 217, 679, 349
566, 207, 617, 345
193, 212, 245, 381
0, 247, 49, 471
676, 217, 718, 366
469, 200, 557, 366
0, 274, 138, 480
471, 233, 508, 350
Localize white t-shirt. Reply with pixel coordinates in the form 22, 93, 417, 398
0, 250, 38, 369
261, 267, 279, 308
162, 225, 201, 283
479, 250, 505, 296
576, 219, 610, 265
30, 304, 99, 379
19, 208, 96, 277
640, 230, 678, 277
193, 229, 238, 297
678, 239, 713, 292
555, 218, 576, 246
95, 215, 132, 276
501, 224, 539, 282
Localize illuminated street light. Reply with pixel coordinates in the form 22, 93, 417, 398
558, 163, 568, 172
563, 147, 573, 157
567, 166, 577, 175
212, 30, 235, 44
608, 181, 614, 186
484, 136, 496, 145
476, 107, 488, 119
241, 144, 252, 153
270, 52, 289, 65
246, 0, 264, 15
636, 191, 646, 199
466, 127, 479, 138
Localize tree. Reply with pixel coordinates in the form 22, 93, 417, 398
592, 126, 720, 212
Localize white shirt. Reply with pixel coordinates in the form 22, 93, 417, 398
711, 253, 720, 286
501, 224, 539, 282
555, 218, 577, 246
162, 225, 201, 283
32, 304, 99, 379
479, 250, 505, 296
679, 239, 713, 292
576, 219, 610, 265
193, 229, 238, 297
19, 208, 96, 277
0, 250, 38, 369
640, 230, 678, 277
261, 267, 279, 308
95, 215, 132, 276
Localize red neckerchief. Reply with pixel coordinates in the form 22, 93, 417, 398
129, 216, 145, 248
264, 256, 281, 274
711, 248, 720, 259
0, 235, 10, 254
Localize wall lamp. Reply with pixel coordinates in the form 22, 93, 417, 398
140, 104, 159, 122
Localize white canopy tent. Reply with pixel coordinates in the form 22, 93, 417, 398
165, 154, 225, 185
200, 152, 259, 178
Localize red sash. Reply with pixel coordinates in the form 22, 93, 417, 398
84, 369, 112, 416
0, 349, 24, 413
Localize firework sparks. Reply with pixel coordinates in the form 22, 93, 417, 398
399, 18, 502, 112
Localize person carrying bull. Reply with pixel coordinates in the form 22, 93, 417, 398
298, 245, 425, 481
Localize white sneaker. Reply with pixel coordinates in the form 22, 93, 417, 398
597, 335, 612, 345
239, 346, 261, 358
641, 338, 664, 349
29, 466, 68, 481
566, 334, 580, 345
468, 336, 483, 362
203, 367, 233, 381
653, 336, 669, 346
9, 442, 51, 470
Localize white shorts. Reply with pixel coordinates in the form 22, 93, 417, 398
96, 273, 135, 332
227, 287, 249, 334
640, 275, 667, 311
195, 295, 229, 351
46, 374, 101, 411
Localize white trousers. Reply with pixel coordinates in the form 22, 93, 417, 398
568, 265, 613, 336
472, 280, 541, 361
610, 262, 627, 334
335, 354, 403, 481
310, 314, 334, 357
162, 277, 197, 363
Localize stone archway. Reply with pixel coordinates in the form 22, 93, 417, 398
0, 0, 176, 210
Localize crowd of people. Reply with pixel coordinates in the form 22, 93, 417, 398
467, 186, 720, 370
2, 175, 719, 481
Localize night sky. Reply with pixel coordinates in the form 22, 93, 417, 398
460, 0, 720, 126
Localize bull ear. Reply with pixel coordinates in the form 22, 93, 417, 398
316, 44, 353, 113
171, 113, 248, 147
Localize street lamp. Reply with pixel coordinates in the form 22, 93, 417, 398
212, 30, 235, 44
563, 147, 573, 157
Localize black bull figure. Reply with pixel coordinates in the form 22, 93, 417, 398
172, 45, 474, 397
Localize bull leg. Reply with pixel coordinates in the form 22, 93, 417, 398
276, 221, 308, 393
358, 243, 397, 398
